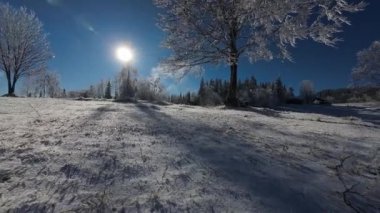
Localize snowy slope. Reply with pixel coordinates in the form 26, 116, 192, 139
0, 98, 379, 212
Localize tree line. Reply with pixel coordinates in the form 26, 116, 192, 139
170, 76, 298, 107
66, 65, 166, 102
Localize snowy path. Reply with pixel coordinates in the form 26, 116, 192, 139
0, 98, 379, 212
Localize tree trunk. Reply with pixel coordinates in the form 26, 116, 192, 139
226, 23, 239, 107
226, 62, 239, 106
7, 75, 12, 95
5, 72, 15, 96
10, 75, 18, 97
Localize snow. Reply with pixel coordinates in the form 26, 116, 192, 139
0, 97, 379, 212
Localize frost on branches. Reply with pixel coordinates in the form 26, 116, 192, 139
0, 3, 52, 96
155, 0, 366, 105
352, 41, 380, 87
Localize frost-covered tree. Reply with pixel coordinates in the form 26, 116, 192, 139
23, 70, 60, 98
45, 71, 61, 98
96, 80, 105, 99
113, 77, 119, 99
351, 41, 380, 87
88, 85, 96, 98
155, 0, 366, 106
22, 73, 36, 97
23, 70, 62, 98
118, 65, 137, 100
136, 77, 166, 101
136, 80, 153, 100
37, 70, 60, 98
62, 89, 66, 98
0, 3, 52, 96
300, 80, 315, 104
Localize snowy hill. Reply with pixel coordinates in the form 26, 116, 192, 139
0, 98, 379, 212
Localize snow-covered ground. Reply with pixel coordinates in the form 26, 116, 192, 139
0, 98, 379, 212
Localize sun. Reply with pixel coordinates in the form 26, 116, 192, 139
115, 46, 133, 63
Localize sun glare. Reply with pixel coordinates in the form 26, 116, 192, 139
116, 46, 133, 63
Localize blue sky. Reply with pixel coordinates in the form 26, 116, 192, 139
1, 0, 380, 95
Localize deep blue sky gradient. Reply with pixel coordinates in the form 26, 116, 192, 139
1, 0, 380, 94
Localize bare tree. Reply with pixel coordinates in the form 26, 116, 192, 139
300, 80, 315, 104
22, 70, 61, 98
136, 77, 166, 101
44, 71, 61, 98
0, 3, 52, 96
96, 80, 105, 99
88, 85, 96, 98
22, 73, 35, 97
351, 41, 380, 87
155, 0, 366, 106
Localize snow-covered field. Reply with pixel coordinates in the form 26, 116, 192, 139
0, 98, 379, 212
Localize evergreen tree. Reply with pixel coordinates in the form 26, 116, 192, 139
238, 79, 243, 91
186, 92, 191, 104
105, 81, 112, 99
198, 78, 205, 96
118, 66, 137, 99
89, 85, 95, 98
179, 93, 183, 104
114, 77, 119, 99
97, 80, 105, 99
222, 80, 229, 98
126, 70, 135, 97
209, 79, 215, 91
288, 87, 295, 98
275, 77, 286, 103
214, 79, 220, 95
250, 76, 257, 90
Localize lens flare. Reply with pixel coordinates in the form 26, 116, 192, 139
115, 46, 133, 63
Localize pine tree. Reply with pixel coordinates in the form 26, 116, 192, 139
288, 87, 295, 98
186, 92, 191, 104
126, 70, 135, 97
275, 77, 286, 103
198, 78, 205, 96
97, 80, 105, 99
214, 79, 220, 95
114, 77, 119, 99
250, 76, 257, 90
238, 79, 243, 91
179, 93, 183, 104
89, 85, 95, 98
105, 81, 112, 99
